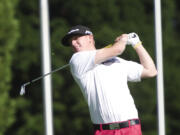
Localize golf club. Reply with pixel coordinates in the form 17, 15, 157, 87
20, 63, 69, 95
19, 33, 137, 96
19, 43, 112, 96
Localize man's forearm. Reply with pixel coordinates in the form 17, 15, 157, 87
134, 44, 157, 78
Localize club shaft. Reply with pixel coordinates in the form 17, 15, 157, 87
21, 44, 113, 88
24, 64, 69, 86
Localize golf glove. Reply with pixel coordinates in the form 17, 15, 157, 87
127, 32, 141, 47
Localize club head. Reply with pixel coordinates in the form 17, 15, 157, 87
20, 84, 26, 95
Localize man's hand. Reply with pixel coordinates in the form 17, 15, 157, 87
127, 33, 142, 48
95, 34, 127, 64
115, 34, 128, 44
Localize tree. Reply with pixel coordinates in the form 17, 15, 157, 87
162, 0, 180, 134
0, 0, 19, 135
6, 0, 180, 135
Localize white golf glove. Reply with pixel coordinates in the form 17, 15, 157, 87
127, 32, 142, 48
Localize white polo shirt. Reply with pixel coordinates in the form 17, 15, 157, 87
69, 50, 143, 124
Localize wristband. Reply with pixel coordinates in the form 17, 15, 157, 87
105, 44, 113, 48
133, 41, 142, 49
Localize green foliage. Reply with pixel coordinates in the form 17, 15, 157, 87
163, 0, 180, 134
0, 0, 179, 135
0, 0, 19, 134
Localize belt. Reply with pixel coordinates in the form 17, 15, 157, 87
93, 119, 140, 130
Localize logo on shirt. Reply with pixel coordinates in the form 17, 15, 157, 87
102, 58, 119, 65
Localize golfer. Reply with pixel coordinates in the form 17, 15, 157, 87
61, 25, 157, 135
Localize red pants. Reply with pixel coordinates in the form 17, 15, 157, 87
93, 122, 142, 135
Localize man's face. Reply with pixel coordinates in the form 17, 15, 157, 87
71, 35, 88, 46
70, 34, 94, 51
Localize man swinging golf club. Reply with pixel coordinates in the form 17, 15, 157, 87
61, 25, 157, 135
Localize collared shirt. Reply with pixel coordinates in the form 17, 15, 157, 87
69, 50, 143, 124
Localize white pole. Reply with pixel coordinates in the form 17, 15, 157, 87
40, 0, 54, 135
154, 0, 165, 135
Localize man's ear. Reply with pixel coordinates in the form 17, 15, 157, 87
89, 35, 94, 39
88, 35, 94, 43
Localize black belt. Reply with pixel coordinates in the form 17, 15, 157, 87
93, 119, 140, 130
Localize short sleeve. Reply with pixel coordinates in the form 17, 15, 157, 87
69, 50, 96, 77
126, 61, 143, 82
